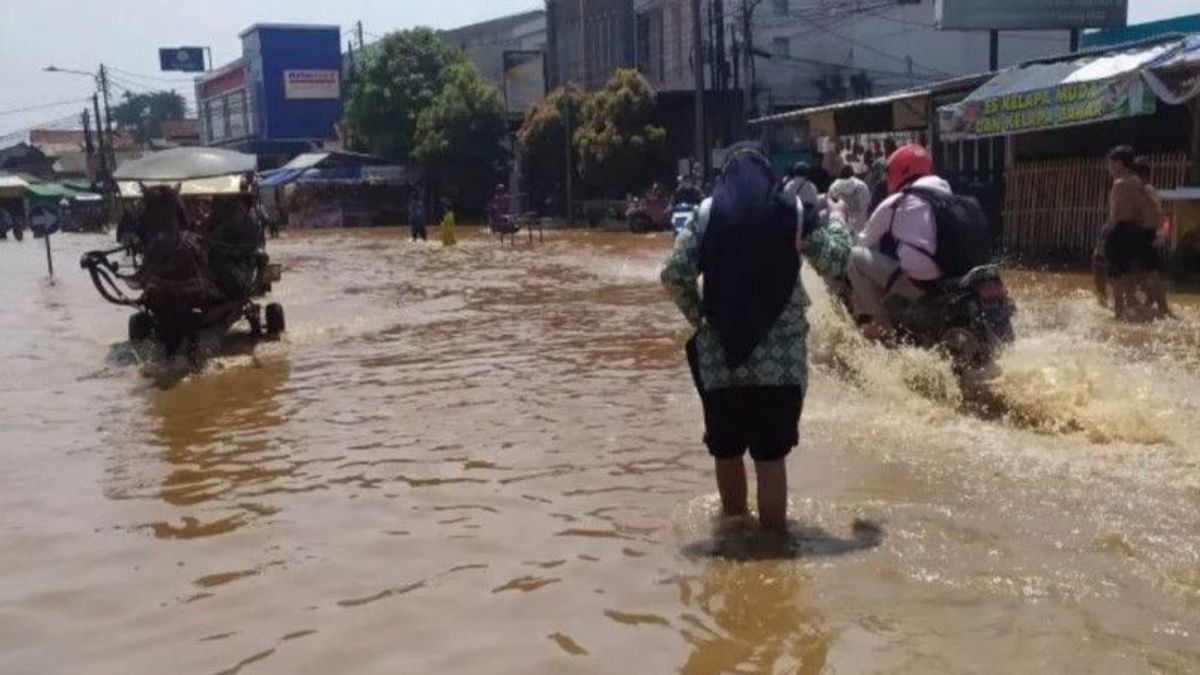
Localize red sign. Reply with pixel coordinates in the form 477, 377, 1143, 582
199, 66, 247, 100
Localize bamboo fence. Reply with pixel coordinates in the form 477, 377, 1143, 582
1002, 152, 1190, 261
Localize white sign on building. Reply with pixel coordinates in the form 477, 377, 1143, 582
284, 70, 341, 100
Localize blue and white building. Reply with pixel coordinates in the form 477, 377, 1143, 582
196, 24, 343, 167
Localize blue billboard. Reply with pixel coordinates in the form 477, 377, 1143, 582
159, 47, 207, 73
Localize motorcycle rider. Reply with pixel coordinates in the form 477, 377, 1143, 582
847, 143, 948, 339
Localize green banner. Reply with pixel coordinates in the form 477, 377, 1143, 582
940, 76, 1156, 140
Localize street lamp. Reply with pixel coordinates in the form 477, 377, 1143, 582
43, 65, 97, 80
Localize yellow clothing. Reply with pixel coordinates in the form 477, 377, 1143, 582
441, 211, 457, 246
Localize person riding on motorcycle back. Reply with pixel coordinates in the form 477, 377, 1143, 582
848, 143, 949, 339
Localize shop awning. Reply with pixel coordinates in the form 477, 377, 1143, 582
1142, 34, 1200, 105
751, 88, 930, 127
0, 173, 29, 198
25, 182, 78, 201
938, 39, 1179, 141
258, 168, 307, 188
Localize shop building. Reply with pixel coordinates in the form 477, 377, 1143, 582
197, 24, 343, 168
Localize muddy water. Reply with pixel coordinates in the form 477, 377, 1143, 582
1, 229, 1198, 674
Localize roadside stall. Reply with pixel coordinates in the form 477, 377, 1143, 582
257, 151, 414, 229
0, 174, 28, 238
1143, 35, 1200, 275
23, 182, 77, 237
938, 36, 1199, 264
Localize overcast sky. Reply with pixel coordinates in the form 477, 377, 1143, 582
0, 0, 1188, 136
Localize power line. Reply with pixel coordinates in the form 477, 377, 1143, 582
108, 65, 197, 84
0, 96, 92, 117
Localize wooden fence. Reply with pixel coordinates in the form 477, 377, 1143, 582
1002, 152, 1191, 261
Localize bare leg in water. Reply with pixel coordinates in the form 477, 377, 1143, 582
1142, 272, 1175, 320
715, 458, 748, 518
755, 459, 789, 534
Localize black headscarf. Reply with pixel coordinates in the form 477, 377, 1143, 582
699, 143, 800, 368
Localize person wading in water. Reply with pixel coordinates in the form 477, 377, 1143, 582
1102, 146, 1172, 321
661, 142, 810, 534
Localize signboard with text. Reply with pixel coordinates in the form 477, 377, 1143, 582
159, 47, 206, 73
502, 51, 547, 116
935, 0, 1127, 31
939, 75, 1156, 141
283, 70, 340, 100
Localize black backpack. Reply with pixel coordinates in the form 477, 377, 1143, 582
882, 186, 993, 279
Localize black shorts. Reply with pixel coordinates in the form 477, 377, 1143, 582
1104, 222, 1159, 278
699, 386, 805, 463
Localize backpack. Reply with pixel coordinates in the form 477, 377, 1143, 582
882, 186, 993, 279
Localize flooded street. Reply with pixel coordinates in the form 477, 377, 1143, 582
2, 228, 1199, 674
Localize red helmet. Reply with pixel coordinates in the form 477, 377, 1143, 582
886, 143, 933, 194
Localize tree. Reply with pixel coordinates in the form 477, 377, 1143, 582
413, 63, 508, 215
345, 28, 466, 161
517, 84, 585, 214
111, 90, 186, 142
572, 69, 667, 197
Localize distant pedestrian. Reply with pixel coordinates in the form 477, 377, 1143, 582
409, 196, 428, 241
827, 165, 872, 233
440, 199, 457, 247
661, 142, 810, 534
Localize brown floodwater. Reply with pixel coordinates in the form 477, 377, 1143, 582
2, 228, 1199, 674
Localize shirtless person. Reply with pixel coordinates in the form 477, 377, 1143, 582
1101, 147, 1166, 321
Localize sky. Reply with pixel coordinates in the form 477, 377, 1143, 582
0, 0, 1190, 136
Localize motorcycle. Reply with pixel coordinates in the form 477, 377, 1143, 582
670, 202, 698, 238
827, 264, 1016, 374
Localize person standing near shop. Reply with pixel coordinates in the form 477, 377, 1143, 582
409, 195, 428, 242
1101, 146, 1171, 321
440, 199, 457, 247
661, 142, 810, 534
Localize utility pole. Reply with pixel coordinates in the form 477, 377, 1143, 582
989, 30, 999, 71
99, 64, 116, 169
356, 20, 364, 50
565, 90, 574, 225
713, 0, 727, 90
92, 94, 110, 191
692, 0, 707, 177
1069, 28, 1080, 53
578, 0, 588, 86
742, 0, 756, 117
81, 108, 94, 159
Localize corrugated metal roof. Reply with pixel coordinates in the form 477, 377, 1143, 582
750, 88, 930, 126
956, 40, 1177, 105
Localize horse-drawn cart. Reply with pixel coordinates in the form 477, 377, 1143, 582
81, 148, 285, 352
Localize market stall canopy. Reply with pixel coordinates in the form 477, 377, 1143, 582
1142, 34, 1200, 105
24, 182, 79, 201
113, 147, 256, 181
117, 174, 246, 198
938, 39, 1180, 142
0, 173, 29, 198
750, 88, 932, 136
280, 150, 391, 171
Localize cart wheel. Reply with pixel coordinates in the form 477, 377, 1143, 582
265, 303, 285, 337
128, 312, 154, 342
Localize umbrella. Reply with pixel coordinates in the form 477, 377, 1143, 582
113, 147, 257, 181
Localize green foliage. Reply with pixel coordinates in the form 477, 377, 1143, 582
572, 69, 667, 197
345, 28, 466, 161
111, 90, 186, 141
517, 84, 584, 213
413, 63, 508, 214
